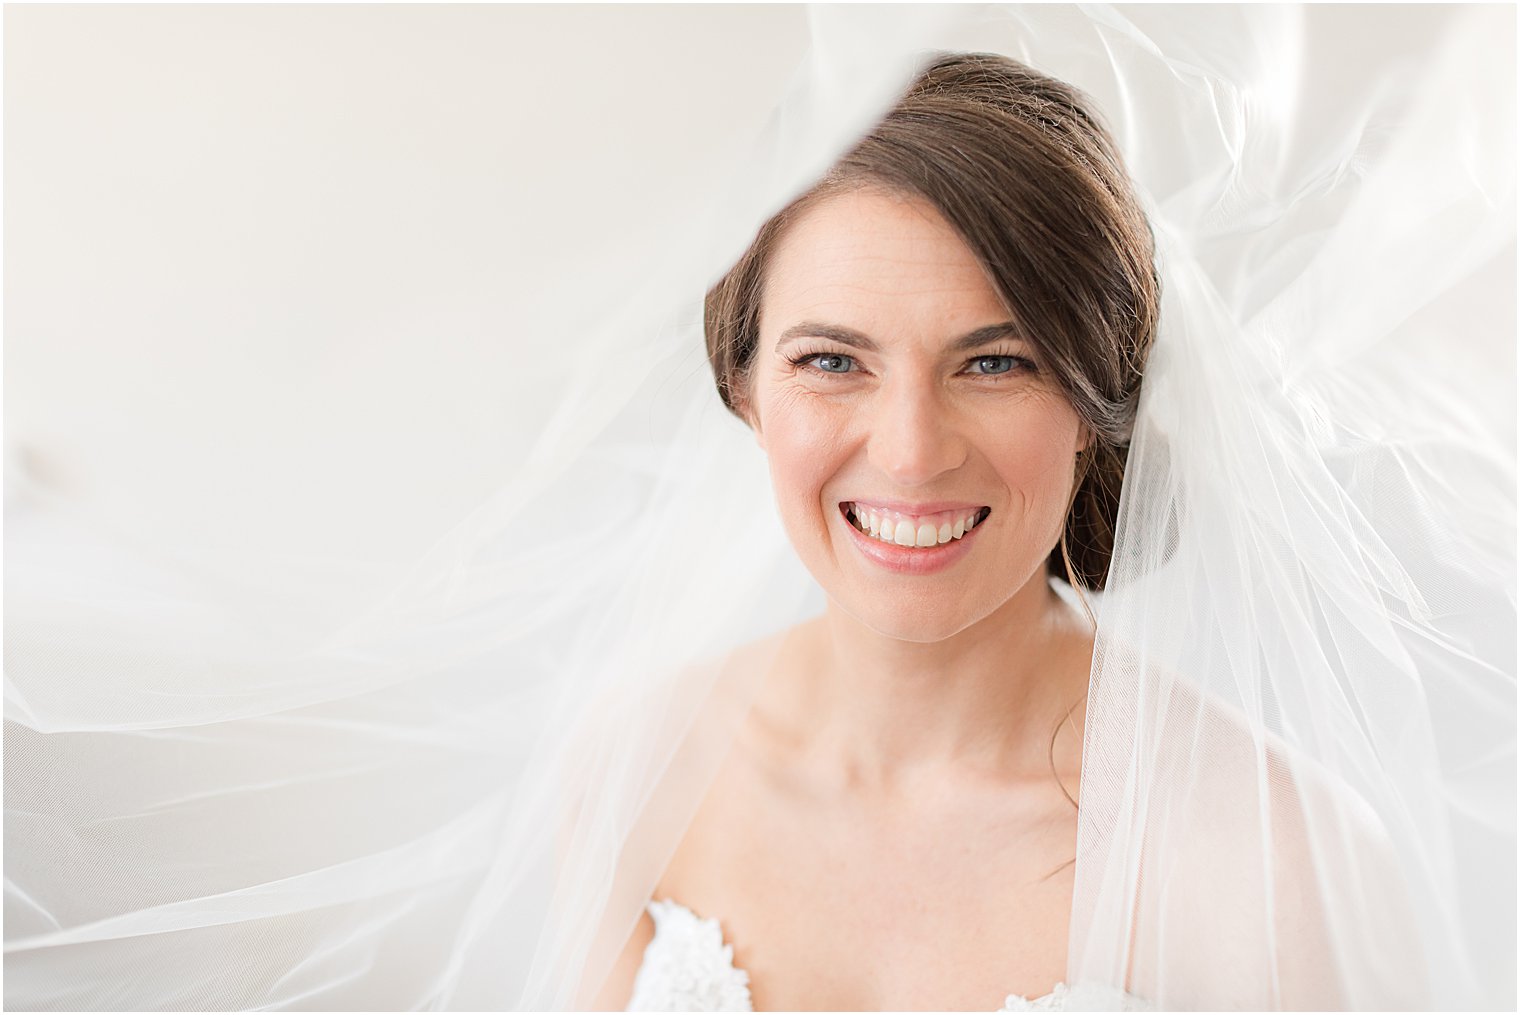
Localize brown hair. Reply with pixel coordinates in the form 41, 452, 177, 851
705, 51, 1160, 593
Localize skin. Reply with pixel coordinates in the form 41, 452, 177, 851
743, 184, 1094, 786
592, 187, 1100, 1011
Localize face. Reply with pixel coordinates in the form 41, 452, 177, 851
747, 187, 1089, 642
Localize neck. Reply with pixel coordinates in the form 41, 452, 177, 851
765, 572, 1094, 799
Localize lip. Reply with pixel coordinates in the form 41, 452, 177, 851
837, 503, 988, 576
841, 498, 987, 515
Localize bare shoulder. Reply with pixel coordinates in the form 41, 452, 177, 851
573, 620, 820, 1010
1103, 675, 1423, 1007
718, 614, 826, 683
656, 617, 819, 719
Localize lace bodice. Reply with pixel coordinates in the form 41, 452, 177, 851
624, 898, 1147, 1012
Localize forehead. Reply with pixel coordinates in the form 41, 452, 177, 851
761, 187, 1010, 341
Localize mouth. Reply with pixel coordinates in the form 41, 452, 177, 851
840, 502, 992, 548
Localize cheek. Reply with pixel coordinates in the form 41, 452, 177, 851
987, 409, 1081, 532
759, 393, 853, 515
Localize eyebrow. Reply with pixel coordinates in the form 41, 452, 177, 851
776, 320, 1026, 354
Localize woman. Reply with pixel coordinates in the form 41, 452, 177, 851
5, 9, 1511, 1012
591, 44, 1449, 1011
600, 52, 1154, 1012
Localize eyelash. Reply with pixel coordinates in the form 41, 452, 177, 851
786, 348, 1037, 380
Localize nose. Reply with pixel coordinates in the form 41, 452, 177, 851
864, 374, 969, 487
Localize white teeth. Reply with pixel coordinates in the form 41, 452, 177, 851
846, 503, 987, 548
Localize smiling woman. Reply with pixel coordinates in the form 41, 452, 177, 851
750, 187, 1100, 623
591, 37, 1515, 1013
5, 7, 1512, 1013
593, 53, 1152, 1013
709, 55, 1158, 601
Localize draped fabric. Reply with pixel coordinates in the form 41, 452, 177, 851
6, 5, 1514, 1010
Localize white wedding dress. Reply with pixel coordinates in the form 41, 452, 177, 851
624, 899, 1148, 1012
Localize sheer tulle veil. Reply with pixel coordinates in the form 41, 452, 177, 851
5, 5, 1514, 1011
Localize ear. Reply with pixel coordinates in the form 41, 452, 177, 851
732, 387, 764, 451
747, 406, 765, 452
1076, 422, 1093, 455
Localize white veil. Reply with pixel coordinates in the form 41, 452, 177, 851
5, 5, 1514, 1011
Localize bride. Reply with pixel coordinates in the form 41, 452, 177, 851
595, 51, 1404, 1012
5, 8, 1511, 1012
600, 52, 1144, 1012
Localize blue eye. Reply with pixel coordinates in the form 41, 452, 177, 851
808, 353, 855, 374
971, 356, 1015, 375
967, 355, 1033, 376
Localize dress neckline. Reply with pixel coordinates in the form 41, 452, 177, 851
643, 897, 1077, 1012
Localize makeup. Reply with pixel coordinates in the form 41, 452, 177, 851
836, 502, 990, 576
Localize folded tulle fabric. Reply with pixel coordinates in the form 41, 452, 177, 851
5, 5, 1514, 1010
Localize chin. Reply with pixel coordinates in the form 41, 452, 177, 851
832, 592, 993, 644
